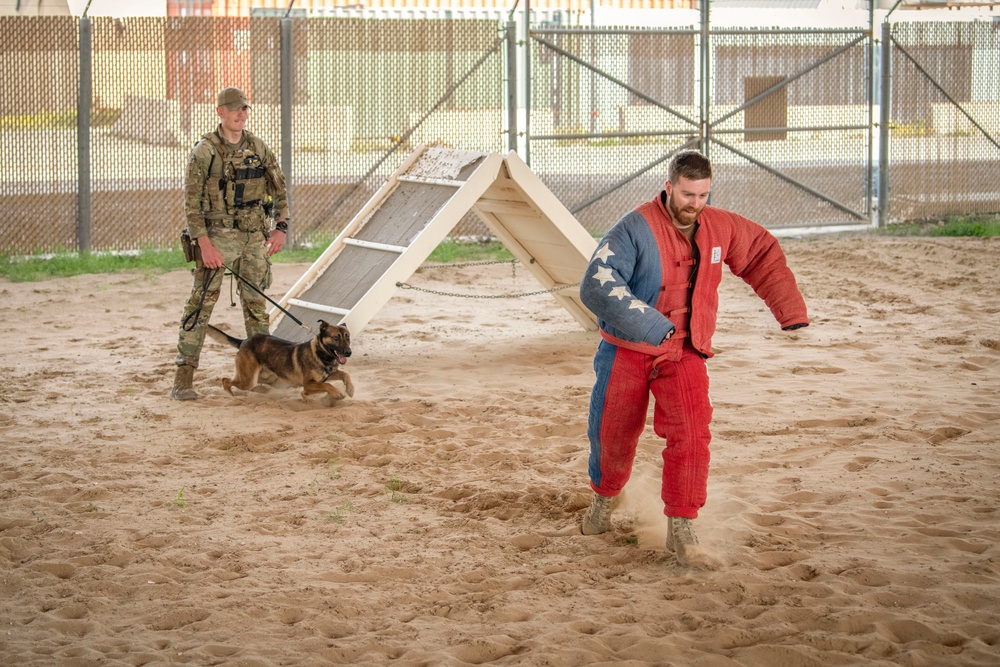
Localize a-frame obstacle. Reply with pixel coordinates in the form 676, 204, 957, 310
269, 146, 599, 342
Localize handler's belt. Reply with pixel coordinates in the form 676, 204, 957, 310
205, 205, 267, 232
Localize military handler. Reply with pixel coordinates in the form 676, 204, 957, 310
171, 86, 290, 401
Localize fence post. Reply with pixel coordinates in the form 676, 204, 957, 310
878, 21, 891, 227
78, 16, 92, 254
280, 18, 294, 241
506, 20, 518, 153
523, 0, 531, 166
699, 0, 710, 159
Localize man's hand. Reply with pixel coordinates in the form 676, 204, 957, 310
197, 236, 223, 269
266, 230, 286, 257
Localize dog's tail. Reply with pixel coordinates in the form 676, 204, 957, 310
206, 324, 243, 349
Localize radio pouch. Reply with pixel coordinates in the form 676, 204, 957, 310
181, 228, 202, 267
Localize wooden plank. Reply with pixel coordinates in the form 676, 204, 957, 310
353, 180, 458, 247
339, 152, 504, 335
342, 238, 407, 254
502, 152, 599, 260
286, 299, 351, 317
269, 144, 430, 335
397, 174, 466, 188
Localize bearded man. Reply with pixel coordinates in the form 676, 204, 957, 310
578, 149, 809, 566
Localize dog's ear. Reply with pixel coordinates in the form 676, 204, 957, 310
317, 319, 329, 330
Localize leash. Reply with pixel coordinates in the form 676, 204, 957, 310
181, 268, 219, 332
221, 262, 316, 336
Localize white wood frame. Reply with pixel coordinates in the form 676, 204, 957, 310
269, 146, 599, 339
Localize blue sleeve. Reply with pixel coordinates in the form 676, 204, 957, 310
579, 214, 676, 346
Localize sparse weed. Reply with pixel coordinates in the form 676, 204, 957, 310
175, 487, 187, 509
386, 475, 407, 504
325, 502, 355, 522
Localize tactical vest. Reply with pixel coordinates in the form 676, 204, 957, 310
205, 131, 269, 210
195, 132, 269, 234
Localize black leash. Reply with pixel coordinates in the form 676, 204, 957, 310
222, 262, 316, 336
181, 268, 219, 331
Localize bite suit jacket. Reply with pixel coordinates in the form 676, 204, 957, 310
580, 192, 809, 362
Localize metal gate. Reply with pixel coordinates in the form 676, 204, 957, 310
880, 20, 1000, 222
525, 17, 875, 234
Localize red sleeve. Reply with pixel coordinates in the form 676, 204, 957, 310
724, 212, 809, 329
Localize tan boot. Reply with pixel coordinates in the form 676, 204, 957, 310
581, 493, 613, 535
170, 365, 199, 401
666, 516, 698, 566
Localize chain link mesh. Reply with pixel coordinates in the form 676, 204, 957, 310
1, 16, 997, 255
887, 21, 1000, 221
288, 18, 504, 241
707, 29, 872, 228
528, 26, 699, 234
528, 25, 874, 234
1, 17, 79, 254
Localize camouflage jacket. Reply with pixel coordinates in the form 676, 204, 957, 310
184, 126, 289, 238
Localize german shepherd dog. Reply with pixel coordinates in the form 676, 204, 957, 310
207, 320, 354, 402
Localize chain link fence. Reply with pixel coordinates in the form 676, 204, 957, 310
883, 20, 1000, 220
0, 13, 997, 256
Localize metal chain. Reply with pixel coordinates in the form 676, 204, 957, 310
395, 281, 579, 299
418, 259, 519, 270
397, 259, 578, 299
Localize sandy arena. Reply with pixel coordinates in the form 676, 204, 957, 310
1, 235, 999, 666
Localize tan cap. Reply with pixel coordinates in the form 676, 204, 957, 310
217, 87, 250, 110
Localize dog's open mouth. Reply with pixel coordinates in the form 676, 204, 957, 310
337, 353, 348, 365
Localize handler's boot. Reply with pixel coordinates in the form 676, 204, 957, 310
170, 365, 199, 401
581, 493, 613, 535
666, 517, 698, 566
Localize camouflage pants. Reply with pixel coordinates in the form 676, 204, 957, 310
175, 228, 273, 368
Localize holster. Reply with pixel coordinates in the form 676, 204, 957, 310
180, 228, 203, 268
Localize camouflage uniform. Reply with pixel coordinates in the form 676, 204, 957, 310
175, 126, 289, 368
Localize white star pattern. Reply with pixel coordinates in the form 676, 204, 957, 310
608, 285, 630, 301
628, 299, 649, 313
595, 243, 615, 263
591, 266, 615, 286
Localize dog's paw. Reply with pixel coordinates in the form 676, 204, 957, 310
345, 382, 355, 398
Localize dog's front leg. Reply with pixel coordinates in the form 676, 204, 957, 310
326, 370, 355, 398
302, 381, 346, 402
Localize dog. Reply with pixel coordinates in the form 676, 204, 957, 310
206, 320, 354, 402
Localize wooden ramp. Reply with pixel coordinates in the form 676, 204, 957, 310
270, 145, 598, 343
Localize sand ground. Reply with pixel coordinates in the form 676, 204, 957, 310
1, 235, 999, 666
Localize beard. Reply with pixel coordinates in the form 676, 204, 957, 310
668, 198, 704, 227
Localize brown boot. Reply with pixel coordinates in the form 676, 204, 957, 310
170, 365, 199, 401
666, 517, 698, 566
581, 493, 613, 535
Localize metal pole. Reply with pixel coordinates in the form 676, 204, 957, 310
867, 1, 875, 224
878, 21, 891, 227
77, 16, 92, 254
524, 0, 531, 165
280, 18, 294, 238
699, 0, 710, 159
506, 20, 518, 152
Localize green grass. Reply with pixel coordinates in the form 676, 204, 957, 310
0, 247, 187, 282
4, 217, 995, 284
0, 238, 515, 283
877, 215, 1000, 238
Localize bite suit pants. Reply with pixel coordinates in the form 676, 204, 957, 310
587, 341, 713, 519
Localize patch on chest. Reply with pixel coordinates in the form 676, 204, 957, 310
711, 246, 722, 264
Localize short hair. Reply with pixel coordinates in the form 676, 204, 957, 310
667, 150, 712, 183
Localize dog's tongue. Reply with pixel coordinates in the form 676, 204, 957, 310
337, 354, 348, 365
